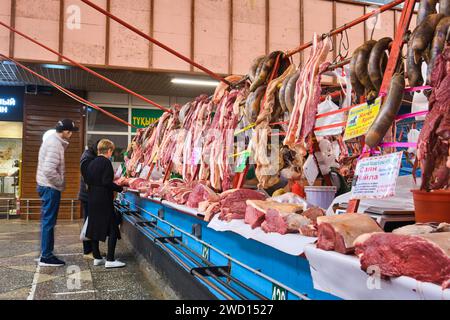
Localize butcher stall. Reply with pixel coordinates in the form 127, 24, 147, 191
108, 0, 450, 300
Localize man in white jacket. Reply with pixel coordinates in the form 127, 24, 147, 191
36, 119, 78, 267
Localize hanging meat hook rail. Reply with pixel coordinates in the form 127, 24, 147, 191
80, 0, 230, 86
0, 20, 172, 114
286, 0, 406, 57
0, 54, 137, 128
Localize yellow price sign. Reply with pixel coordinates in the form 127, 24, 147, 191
343, 98, 381, 141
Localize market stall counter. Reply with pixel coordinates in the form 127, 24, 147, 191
120, 191, 338, 300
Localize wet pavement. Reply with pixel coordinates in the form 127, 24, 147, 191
0, 219, 177, 300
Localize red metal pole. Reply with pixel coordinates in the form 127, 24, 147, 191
0, 54, 136, 128
80, 0, 230, 86
0, 21, 172, 114
286, 0, 406, 57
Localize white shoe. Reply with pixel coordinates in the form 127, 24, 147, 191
105, 260, 126, 269
94, 258, 106, 266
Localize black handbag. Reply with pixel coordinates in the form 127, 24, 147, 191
114, 208, 123, 226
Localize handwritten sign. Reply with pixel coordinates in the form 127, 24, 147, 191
351, 152, 403, 199
343, 98, 381, 141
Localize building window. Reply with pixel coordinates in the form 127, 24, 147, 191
87, 107, 129, 132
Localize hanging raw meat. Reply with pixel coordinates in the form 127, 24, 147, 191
284, 34, 331, 149
417, 46, 450, 191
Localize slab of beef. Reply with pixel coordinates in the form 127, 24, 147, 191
218, 189, 267, 222
299, 224, 319, 237
128, 178, 150, 190
244, 200, 304, 229
186, 183, 219, 209
201, 201, 221, 222
301, 207, 325, 224
114, 177, 130, 187
261, 209, 312, 235
316, 213, 383, 254
296, 207, 325, 237
417, 47, 450, 191
354, 232, 450, 289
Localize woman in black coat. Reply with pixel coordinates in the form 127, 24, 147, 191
85, 139, 126, 269
78, 141, 99, 256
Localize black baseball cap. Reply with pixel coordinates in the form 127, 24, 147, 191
56, 119, 79, 132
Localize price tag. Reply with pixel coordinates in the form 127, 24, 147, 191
271, 284, 287, 300
235, 150, 251, 173
135, 163, 142, 174
303, 154, 319, 186
234, 123, 256, 136
114, 165, 123, 179
139, 165, 151, 179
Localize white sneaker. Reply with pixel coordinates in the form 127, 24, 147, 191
105, 260, 126, 269
94, 258, 106, 266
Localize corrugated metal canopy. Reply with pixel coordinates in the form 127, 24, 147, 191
0, 61, 218, 98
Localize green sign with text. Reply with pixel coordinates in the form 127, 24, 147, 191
131, 108, 164, 132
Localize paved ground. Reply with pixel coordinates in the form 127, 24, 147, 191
0, 219, 174, 300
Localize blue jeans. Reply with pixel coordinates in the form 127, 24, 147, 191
37, 186, 61, 259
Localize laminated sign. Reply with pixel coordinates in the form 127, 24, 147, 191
343, 98, 381, 141
351, 152, 403, 199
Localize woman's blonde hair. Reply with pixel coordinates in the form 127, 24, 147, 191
97, 139, 115, 155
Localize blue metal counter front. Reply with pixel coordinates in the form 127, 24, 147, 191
121, 192, 339, 300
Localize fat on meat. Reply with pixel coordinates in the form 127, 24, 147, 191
316, 213, 383, 254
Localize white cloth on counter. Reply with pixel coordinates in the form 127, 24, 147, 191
304, 244, 449, 300
208, 215, 317, 256
326, 175, 420, 216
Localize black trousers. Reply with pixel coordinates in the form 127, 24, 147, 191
91, 220, 118, 262
81, 201, 92, 254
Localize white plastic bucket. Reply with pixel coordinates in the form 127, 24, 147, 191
304, 186, 337, 210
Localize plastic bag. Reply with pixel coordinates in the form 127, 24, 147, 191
80, 217, 90, 241
314, 139, 339, 175
314, 96, 345, 137
411, 62, 429, 121
407, 129, 420, 154
271, 192, 309, 209
333, 66, 352, 109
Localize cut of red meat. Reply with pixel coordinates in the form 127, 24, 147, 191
187, 184, 219, 208
354, 232, 450, 289
299, 224, 318, 237
203, 202, 221, 222
261, 209, 311, 235
302, 207, 325, 224
218, 189, 267, 222
245, 205, 266, 229
316, 213, 383, 254
244, 200, 304, 229
129, 178, 150, 190
114, 177, 129, 187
